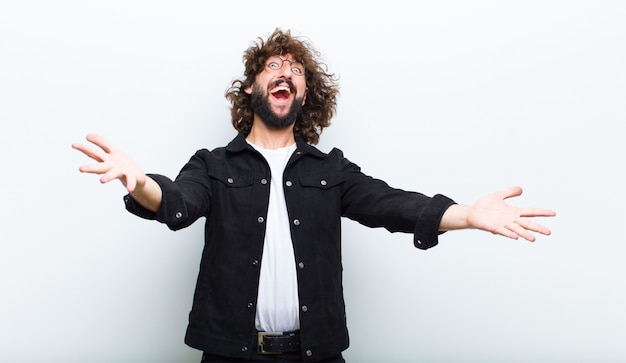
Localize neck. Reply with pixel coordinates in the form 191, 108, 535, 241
246, 117, 296, 150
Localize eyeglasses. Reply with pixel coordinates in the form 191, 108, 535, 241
265, 57, 305, 76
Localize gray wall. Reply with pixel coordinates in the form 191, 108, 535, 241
1, 1, 624, 362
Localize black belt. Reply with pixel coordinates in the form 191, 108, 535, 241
257, 331, 301, 354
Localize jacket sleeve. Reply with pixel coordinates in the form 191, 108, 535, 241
124, 149, 213, 231
336, 148, 456, 250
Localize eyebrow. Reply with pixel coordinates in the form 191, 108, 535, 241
269, 55, 301, 62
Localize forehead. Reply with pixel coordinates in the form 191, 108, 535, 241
266, 54, 301, 62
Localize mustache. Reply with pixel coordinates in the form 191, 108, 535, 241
270, 79, 296, 92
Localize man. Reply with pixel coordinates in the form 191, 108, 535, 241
72, 28, 555, 363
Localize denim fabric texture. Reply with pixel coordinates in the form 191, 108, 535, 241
125, 133, 455, 361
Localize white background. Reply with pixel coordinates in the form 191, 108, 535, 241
1, 1, 625, 362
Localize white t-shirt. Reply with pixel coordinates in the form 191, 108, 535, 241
249, 141, 300, 333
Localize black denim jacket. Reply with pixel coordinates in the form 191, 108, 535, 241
124, 133, 455, 361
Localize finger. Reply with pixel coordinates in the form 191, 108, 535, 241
520, 208, 557, 218
498, 186, 523, 200
516, 218, 552, 236
493, 226, 519, 240
100, 167, 124, 184
125, 176, 137, 193
72, 142, 107, 162
86, 133, 114, 154
507, 222, 536, 242
99, 169, 135, 193
78, 163, 112, 175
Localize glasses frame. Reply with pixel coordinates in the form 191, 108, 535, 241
265, 57, 305, 76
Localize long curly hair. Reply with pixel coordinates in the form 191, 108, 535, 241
225, 29, 339, 145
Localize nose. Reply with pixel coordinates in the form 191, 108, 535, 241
277, 62, 294, 78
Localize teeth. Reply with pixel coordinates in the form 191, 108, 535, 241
271, 85, 291, 94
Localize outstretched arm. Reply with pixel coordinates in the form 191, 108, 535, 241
440, 186, 556, 242
72, 133, 162, 212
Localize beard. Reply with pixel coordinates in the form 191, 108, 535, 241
250, 86, 303, 130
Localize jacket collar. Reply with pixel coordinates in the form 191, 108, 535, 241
225, 132, 251, 152
226, 132, 327, 159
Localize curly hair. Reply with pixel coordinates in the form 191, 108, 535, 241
225, 29, 340, 145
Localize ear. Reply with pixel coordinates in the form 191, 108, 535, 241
301, 88, 308, 106
244, 85, 253, 95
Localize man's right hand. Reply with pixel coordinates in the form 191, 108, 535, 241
72, 133, 162, 212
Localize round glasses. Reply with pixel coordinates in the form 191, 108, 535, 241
265, 57, 305, 76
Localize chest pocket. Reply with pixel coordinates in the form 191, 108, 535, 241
207, 168, 253, 188
298, 171, 343, 189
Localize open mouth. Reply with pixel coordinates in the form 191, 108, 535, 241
269, 81, 294, 101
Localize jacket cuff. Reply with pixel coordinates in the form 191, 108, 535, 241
123, 174, 189, 230
124, 193, 158, 220
413, 194, 456, 250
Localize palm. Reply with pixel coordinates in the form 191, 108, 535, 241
72, 134, 145, 192
467, 186, 555, 242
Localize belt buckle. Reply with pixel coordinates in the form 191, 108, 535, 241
258, 331, 283, 354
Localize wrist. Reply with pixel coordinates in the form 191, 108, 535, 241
439, 204, 471, 231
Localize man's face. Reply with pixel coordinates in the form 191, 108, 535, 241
245, 54, 307, 129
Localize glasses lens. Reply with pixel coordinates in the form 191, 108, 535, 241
266, 57, 304, 76
291, 63, 304, 75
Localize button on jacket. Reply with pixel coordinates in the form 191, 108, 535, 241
124, 133, 455, 361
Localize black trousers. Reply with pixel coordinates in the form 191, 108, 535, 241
201, 351, 345, 363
